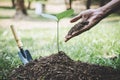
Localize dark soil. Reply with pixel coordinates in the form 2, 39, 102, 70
9, 51, 120, 80
65, 21, 89, 42
67, 21, 89, 36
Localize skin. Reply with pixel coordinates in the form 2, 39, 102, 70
65, 0, 120, 41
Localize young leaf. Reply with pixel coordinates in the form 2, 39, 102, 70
41, 13, 58, 21
55, 9, 74, 21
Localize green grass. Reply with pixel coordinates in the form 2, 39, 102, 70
0, 19, 120, 66
0, 4, 120, 79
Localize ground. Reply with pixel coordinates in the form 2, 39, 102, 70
9, 51, 120, 80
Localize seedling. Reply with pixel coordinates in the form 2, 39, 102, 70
41, 9, 74, 52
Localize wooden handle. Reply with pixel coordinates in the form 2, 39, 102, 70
10, 25, 23, 48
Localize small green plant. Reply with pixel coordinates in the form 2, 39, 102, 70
41, 9, 74, 21
41, 9, 74, 52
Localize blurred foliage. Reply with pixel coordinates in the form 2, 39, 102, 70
0, 50, 18, 80
89, 0, 110, 4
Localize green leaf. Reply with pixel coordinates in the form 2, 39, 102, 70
56, 9, 74, 20
41, 9, 74, 21
41, 14, 58, 21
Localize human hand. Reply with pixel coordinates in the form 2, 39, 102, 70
65, 8, 104, 42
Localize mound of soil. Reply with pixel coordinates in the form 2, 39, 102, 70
9, 51, 120, 80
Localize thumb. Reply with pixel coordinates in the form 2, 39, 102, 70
70, 14, 82, 23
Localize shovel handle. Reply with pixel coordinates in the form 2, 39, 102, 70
10, 25, 23, 48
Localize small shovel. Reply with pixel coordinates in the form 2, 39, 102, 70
10, 25, 33, 64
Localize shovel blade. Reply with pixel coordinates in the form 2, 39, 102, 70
18, 50, 32, 64
25, 50, 33, 61
18, 52, 29, 64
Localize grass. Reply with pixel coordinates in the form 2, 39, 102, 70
1, 18, 120, 64
0, 4, 120, 79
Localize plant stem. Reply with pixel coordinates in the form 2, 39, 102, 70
57, 21, 59, 52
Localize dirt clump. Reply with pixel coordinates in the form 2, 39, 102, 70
9, 51, 120, 80
65, 21, 89, 42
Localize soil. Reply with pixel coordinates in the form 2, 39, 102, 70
67, 21, 89, 36
9, 51, 120, 80
65, 21, 89, 42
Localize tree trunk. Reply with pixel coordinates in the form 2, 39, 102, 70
65, 0, 72, 10
86, 0, 91, 9
14, 0, 28, 19
11, 0, 15, 8
27, 0, 31, 9
42, 4, 46, 13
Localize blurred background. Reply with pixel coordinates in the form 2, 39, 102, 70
0, 0, 120, 79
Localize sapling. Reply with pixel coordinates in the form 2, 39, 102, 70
41, 9, 74, 52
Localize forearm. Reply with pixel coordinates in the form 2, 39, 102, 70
99, 0, 120, 17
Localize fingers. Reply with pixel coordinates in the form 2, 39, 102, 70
70, 14, 82, 23
65, 35, 72, 42
70, 11, 89, 23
